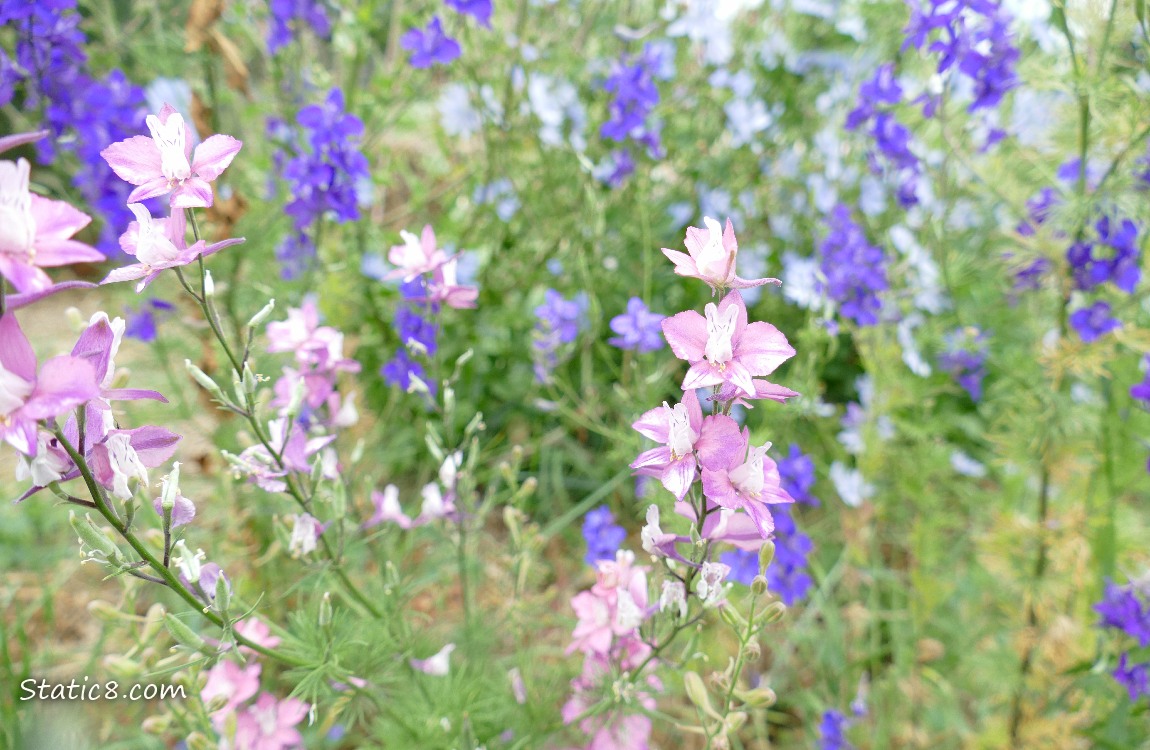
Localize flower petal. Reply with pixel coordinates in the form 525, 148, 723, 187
736, 321, 795, 376
191, 135, 242, 181
22, 355, 99, 420
661, 310, 707, 362
101, 136, 163, 186
28, 195, 92, 242
0, 314, 36, 381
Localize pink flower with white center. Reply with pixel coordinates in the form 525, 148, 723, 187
425, 256, 479, 309
700, 428, 793, 538
266, 300, 360, 374
233, 692, 309, 750
661, 289, 795, 398
661, 216, 781, 293
386, 225, 448, 282
0, 158, 104, 294
202, 660, 261, 722
71, 312, 167, 404
365, 484, 413, 528
89, 432, 149, 500
568, 551, 650, 656
16, 431, 72, 486
695, 561, 731, 606
0, 314, 100, 455
101, 204, 243, 291
639, 505, 681, 559
630, 390, 742, 500
410, 643, 456, 676
100, 103, 242, 208
151, 462, 196, 528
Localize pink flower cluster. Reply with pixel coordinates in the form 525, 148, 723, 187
636, 218, 798, 546
386, 225, 478, 309
200, 618, 308, 750
364, 452, 462, 529
563, 551, 660, 750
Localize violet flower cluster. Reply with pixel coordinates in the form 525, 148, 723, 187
267, 0, 332, 54
271, 88, 371, 279
846, 64, 921, 207
938, 326, 989, 401
1094, 579, 1150, 702
903, 0, 1020, 116
596, 43, 669, 187
402, 1, 492, 70
817, 205, 889, 327
608, 297, 665, 354
0, 0, 149, 253
582, 505, 626, 566
533, 289, 590, 384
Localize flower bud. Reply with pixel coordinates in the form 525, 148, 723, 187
140, 604, 166, 643
758, 541, 775, 574
750, 575, 768, 597
683, 671, 721, 720
725, 712, 748, 732
141, 716, 171, 735
70, 511, 118, 559
164, 614, 207, 652
756, 601, 787, 625
185, 360, 226, 401
318, 592, 333, 628
102, 654, 143, 679
735, 686, 777, 708
241, 362, 258, 397
161, 462, 181, 512
247, 299, 276, 329
214, 574, 232, 615
87, 599, 125, 622
185, 732, 215, 750
203, 270, 215, 297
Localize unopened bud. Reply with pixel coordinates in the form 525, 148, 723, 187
286, 377, 307, 419
214, 574, 231, 615
141, 715, 171, 735
185, 360, 226, 401
87, 599, 124, 622
750, 575, 768, 597
758, 541, 775, 574
736, 686, 777, 708
140, 604, 166, 642
247, 299, 276, 329
241, 363, 258, 397
185, 732, 215, 750
103, 654, 143, 679
203, 271, 215, 297
164, 614, 207, 652
725, 712, 748, 732
161, 462, 181, 511
683, 671, 721, 720
318, 592, 333, 628
744, 639, 761, 660
757, 601, 787, 625
70, 512, 118, 558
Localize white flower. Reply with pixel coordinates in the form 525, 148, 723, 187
829, 462, 874, 508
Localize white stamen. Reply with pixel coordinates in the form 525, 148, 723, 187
728, 442, 772, 499
695, 216, 731, 279
0, 159, 35, 257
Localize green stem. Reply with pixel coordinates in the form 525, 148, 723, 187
51, 427, 307, 668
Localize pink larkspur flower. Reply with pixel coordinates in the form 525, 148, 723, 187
661, 289, 794, 397
674, 498, 768, 552
202, 660, 261, 725
568, 551, 649, 656
699, 427, 794, 538
630, 389, 742, 500
100, 103, 242, 208
101, 204, 243, 291
233, 692, 309, 750
410, 643, 456, 675
0, 158, 103, 294
8, 280, 97, 311
0, 314, 100, 455
365, 484, 413, 528
235, 618, 283, 655
386, 225, 448, 281
661, 216, 781, 293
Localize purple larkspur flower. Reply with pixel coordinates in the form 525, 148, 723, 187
1095, 579, 1150, 647
401, 16, 461, 69
445, 0, 492, 27
1069, 301, 1121, 344
817, 205, 888, 327
582, 505, 626, 566
268, 0, 332, 54
1113, 653, 1150, 702
608, 297, 664, 353
938, 327, 989, 400
819, 709, 855, 750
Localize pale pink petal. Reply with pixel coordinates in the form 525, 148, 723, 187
32, 239, 104, 267
735, 321, 795, 375
0, 314, 36, 381
101, 136, 163, 186
683, 388, 703, 431
28, 195, 92, 241
127, 177, 173, 204
725, 360, 756, 398
717, 289, 748, 334
660, 457, 697, 500
661, 310, 707, 362
191, 135, 242, 181
0, 256, 52, 294
681, 361, 723, 390
631, 404, 670, 443
100, 265, 150, 285
695, 414, 743, 470
739, 498, 775, 538
661, 248, 700, 278
700, 467, 739, 510
631, 446, 671, 472
750, 379, 798, 403
104, 387, 168, 403
8, 281, 96, 310
171, 178, 214, 208
729, 274, 782, 288
201, 237, 245, 258
23, 355, 99, 420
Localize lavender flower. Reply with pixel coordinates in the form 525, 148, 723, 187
401, 17, 461, 69
1095, 580, 1150, 647
533, 289, 589, 383
1067, 217, 1141, 294
582, 506, 626, 566
778, 444, 819, 505
938, 327, 989, 400
818, 709, 855, 750
124, 299, 174, 342
597, 43, 667, 185
608, 298, 664, 353
445, 0, 492, 27
268, 0, 332, 54
1113, 654, 1150, 702
817, 205, 888, 327
1069, 301, 1121, 344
